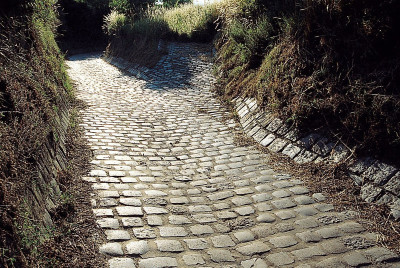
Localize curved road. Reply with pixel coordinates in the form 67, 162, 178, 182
67, 43, 399, 267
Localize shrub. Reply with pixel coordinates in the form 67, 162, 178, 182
103, 10, 128, 35
109, 0, 130, 14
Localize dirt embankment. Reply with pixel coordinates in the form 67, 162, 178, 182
0, 1, 105, 267
214, 0, 400, 166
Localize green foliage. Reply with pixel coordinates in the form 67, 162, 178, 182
163, 0, 191, 8
17, 200, 54, 251
73, 0, 109, 10
105, 2, 218, 41
163, 3, 217, 39
109, 0, 131, 13
103, 10, 128, 35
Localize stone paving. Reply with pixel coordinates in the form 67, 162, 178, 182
66, 43, 400, 267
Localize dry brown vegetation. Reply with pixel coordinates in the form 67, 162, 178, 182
0, 1, 105, 266
215, 0, 400, 165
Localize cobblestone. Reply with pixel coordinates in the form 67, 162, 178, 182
99, 243, 123, 256
108, 258, 136, 268
269, 235, 298, 248
105, 230, 130, 241
155, 240, 184, 252
291, 246, 326, 260
116, 206, 143, 216
182, 254, 206, 266
343, 252, 372, 266
266, 252, 295, 266
296, 230, 323, 242
126, 241, 149, 255
208, 249, 235, 262
138, 257, 178, 268
233, 230, 255, 243
67, 43, 400, 267
190, 224, 214, 235
256, 213, 276, 223
236, 241, 270, 255
122, 217, 144, 227
159, 226, 187, 237
133, 228, 156, 239
184, 238, 208, 250
211, 235, 235, 247
241, 258, 269, 268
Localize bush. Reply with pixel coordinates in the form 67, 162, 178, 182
109, 0, 130, 14
103, 10, 128, 35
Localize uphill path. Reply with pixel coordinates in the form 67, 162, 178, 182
66, 42, 400, 268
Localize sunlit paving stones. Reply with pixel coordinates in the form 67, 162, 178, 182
66, 42, 400, 267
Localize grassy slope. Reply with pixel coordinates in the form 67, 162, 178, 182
0, 1, 104, 267
214, 0, 400, 164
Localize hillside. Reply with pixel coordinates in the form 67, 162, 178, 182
0, 1, 104, 266
214, 0, 400, 165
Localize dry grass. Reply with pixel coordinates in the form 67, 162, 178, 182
256, 143, 400, 253
35, 106, 106, 268
104, 2, 219, 67
0, 1, 105, 266
214, 0, 400, 166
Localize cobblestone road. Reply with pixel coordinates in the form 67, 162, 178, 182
67, 43, 399, 268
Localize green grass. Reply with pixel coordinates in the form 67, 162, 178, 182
163, 4, 218, 39
104, 2, 219, 66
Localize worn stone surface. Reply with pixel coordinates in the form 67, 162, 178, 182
108, 258, 136, 268
266, 252, 295, 266
67, 42, 400, 267
138, 257, 178, 268
126, 241, 149, 255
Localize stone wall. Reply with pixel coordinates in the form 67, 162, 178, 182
233, 96, 400, 220
24, 97, 70, 233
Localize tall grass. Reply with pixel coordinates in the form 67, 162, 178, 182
104, 2, 219, 66
103, 10, 128, 35
163, 4, 218, 39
